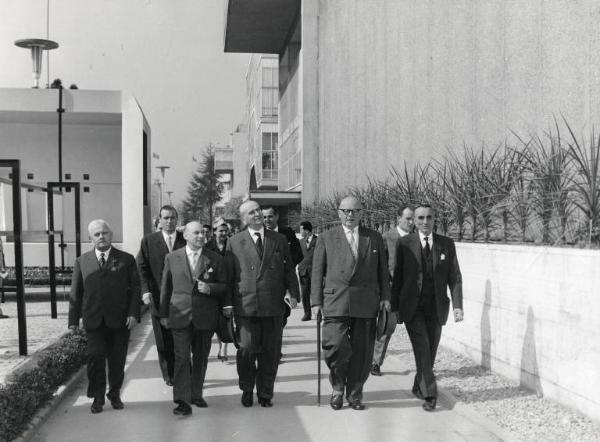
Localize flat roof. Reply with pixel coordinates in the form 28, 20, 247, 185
224, 0, 300, 54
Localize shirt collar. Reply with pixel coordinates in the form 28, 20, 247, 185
248, 226, 265, 238
186, 245, 202, 256
95, 247, 111, 260
162, 230, 176, 241
342, 225, 358, 236
418, 231, 433, 246
397, 225, 409, 237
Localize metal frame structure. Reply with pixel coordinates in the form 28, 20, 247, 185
46, 181, 81, 318
0, 160, 27, 355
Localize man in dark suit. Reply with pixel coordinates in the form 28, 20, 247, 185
159, 221, 231, 416
391, 203, 463, 412
311, 196, 390, 411
227, 200, 300, 408
262, 206, 303, 266
68, 219, 141, 414
298, 221, 318, 321
136, 205, 185, 385
371, 205, 414, 376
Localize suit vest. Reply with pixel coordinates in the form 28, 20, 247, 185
419, 247, 436, 312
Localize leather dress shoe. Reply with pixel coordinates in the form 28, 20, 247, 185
173, 401, 192, 416
241, 391, 254, 407
370, 363, 382, 376
348, 399, 366, 410
412, 387, 425, 400
107, 394, 124, 410
90, 398, 104, 414
192, 398, 208, 408
422, 397, 437, 412
301, 314, 311, 321
330, 393, 343, 410
258, 397, 273, 407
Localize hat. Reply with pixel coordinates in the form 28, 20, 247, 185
216, 314, 239, 349
376, 308, 389, 339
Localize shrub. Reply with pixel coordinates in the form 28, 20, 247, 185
0, 331, 87, 442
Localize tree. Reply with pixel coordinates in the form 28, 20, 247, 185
180, 144, 224, 226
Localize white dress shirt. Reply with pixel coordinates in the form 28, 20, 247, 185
95, 247, 111, 263
397, 226, 410, 237
186, 246, 202, 270
247, 226, 266, 244
162, 230, 176, 252
418, 231, 434, 250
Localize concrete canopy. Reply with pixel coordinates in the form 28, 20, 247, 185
224, 0, 300, 54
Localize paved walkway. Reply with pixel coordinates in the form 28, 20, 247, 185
31, 310, 507, 442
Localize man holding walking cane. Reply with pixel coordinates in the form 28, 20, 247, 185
311, 196, 390, 410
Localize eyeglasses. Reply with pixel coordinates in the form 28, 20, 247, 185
338, 209, 361, 215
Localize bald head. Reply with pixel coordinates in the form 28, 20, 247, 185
240, 200, 263, 229
338, 196, 363, 229
183, 221, 206, 250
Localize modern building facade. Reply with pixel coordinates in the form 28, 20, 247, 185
0, 87, 151, 265
225, 0, 600, 207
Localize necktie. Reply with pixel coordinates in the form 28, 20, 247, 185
167, 235, 173, 252
192, 252, 199, 270
348, 231, 357, 259
424, 236, 431, 258
254, 232, 263, 258
99, 253, 106, 268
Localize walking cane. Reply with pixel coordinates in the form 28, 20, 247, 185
317, 310, 322, 406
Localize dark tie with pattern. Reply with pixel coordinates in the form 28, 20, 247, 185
423, 236, 431, 258
254, 232, 263, 258
99, 252, 106, 268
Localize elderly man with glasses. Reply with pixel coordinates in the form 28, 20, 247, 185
311, 196, 390, 411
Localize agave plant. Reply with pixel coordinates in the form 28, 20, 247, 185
564, 120, 600, 245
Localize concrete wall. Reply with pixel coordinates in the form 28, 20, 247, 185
314, 0, 600, 199
442, 243, 600, 422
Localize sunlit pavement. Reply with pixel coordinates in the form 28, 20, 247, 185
31, 309, 507, 442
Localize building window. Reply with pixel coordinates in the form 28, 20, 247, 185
262, 132, 278, 179
261, 67, 278, 116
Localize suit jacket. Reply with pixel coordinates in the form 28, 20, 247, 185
136, 230, 186, 315
383, 227, 411, 277
391, 232, 463, 325
226, 229, 300, 317
277, 226, 303, 266
311, 226, 390, 318
159, 247, 230, 330
298, 234, 318, 278
69, 248, 141, 330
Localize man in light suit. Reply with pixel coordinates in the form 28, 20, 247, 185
391, 203, 463, 412
159, 221, 231, 416
227, 200, 300, 408
371, 205, 414, 376
69, 219, 141, 414
136, 205, 186, 385
298, 221, 318, 321
311, 196, 390, 411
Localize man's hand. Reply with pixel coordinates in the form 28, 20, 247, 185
126, 316, 137, 330
453, 308, 464, 323
68, 325, 79, 333
142, 292, 152, 305
222, 306, 233, 318
312, 305, 323, 318
284, 294, 297, 309
197, 281, 211, 295
160, 318, 170, 328
380, 300, 391, 312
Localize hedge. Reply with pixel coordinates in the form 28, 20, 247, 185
0, 331, 87, 442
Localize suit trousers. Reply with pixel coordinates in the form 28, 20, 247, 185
150, 312, 175, 382
299, 275, 312, 316
322, 316, 376, 401
85, 322, 130, 400
171, 325, 213, 404
236, 316, 283, 400
405, 307, 442, 398
373, 310, 398, 367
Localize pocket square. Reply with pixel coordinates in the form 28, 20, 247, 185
440, 253, 446, 261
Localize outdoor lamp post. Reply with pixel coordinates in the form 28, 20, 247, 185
14, 38, 59, 88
